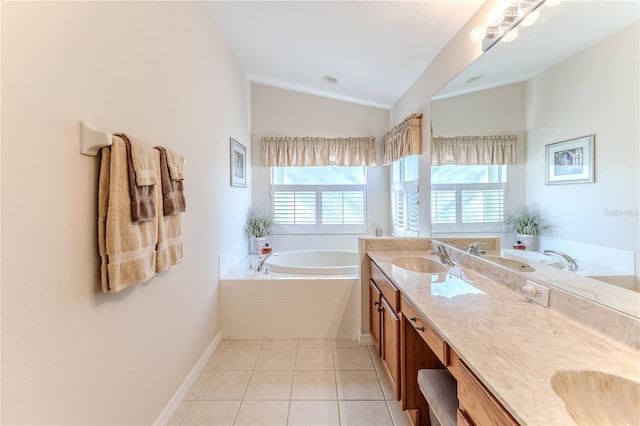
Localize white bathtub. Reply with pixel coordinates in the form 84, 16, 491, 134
265, 250, 359, 275
220, 250, 360, 339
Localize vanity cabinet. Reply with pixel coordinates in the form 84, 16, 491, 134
451, 350, 519, 426
369, 260, 401, 400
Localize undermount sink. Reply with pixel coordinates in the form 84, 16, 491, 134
483, 255, 535, 272
392, 256, 448, 274
551, 370, 640, 425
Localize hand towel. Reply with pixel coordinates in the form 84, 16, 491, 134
155, 155, 183, 272
164, 147, 185, 181
114, 134, 156, 223
98, 137, 158, 293
154, 146, 186, 216
123, 134, 158, 186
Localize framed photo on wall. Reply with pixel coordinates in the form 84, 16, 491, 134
545, 135, 595, 184
230, 138, 247, 188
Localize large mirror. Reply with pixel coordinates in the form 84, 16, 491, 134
431, 1, 639, 318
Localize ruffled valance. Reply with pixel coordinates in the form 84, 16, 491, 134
261, 136, 376, 167
383, 113, 422, 165
431, 135, 518, 165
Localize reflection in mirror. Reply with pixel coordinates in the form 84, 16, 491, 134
430, 1, 639, 318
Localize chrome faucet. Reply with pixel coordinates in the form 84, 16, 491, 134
467, 242, 487, 256
257, 254, 271, 272
543, 250, 578, 271
431, 243, 454, 266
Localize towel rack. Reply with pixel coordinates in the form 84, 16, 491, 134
80, 120, 113, 156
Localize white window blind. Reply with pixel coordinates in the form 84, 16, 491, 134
271, 167, 366, 233
391, 156, 419, 236
431, 165, 506, 232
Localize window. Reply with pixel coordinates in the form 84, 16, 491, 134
271, 166, 366, 233
431, 165, 506, 232
392, 155, 419, 236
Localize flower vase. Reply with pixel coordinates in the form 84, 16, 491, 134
254, 237, 267, 254
517, 234, 536, 251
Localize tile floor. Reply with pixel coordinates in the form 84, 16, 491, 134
168, 339, 412, 426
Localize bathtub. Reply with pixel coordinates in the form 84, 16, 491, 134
265, 250, 358, 275
220, 250, 360, 339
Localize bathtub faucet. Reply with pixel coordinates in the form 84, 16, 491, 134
543, 250, 578, 271
431, 243, 454, 266
257, 254, 271, 272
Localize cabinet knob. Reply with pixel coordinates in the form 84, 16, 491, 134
374, 301, 380, 306
377, 306, 383, 312
410, 316, 417, 322
415, 326, 425, 332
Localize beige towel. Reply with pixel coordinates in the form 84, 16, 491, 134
155, 161, 183, 272
115, 134, 156, 222
124, 134, 158, 186
164, 147, 184, 181
155, 146, 186, 216
98, 137, 158, 293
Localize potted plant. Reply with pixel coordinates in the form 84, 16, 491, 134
503, 204, 553, 250
245, 208, 274, 253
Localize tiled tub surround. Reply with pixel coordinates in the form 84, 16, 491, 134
366, 247, 640, 425
221, 256, 360, 340
169, 339, 410, 426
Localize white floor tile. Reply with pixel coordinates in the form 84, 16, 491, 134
339, 400, 394, 426
180, 401, 240, 426
291, 371, 337, 400
197, 371, 252, 400
255, 348, 297, 370
297, 339, 333, 348
168, 401, 192, 426
233, 400, 289, 426
334, 347, 374, 370
214, 347, 260, 370
336, 371, 384, 400
287, 400, 340, 426
295, 348, 335, 370
244, 371, 293, 400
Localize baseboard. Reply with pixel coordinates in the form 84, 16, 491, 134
153, 330, 223, 426
359, 333, 374, 346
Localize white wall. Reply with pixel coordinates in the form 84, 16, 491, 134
1, 2, 250, 425
525, 23, 639, 286
431, 82, 527, 240
251, 84, 390, 251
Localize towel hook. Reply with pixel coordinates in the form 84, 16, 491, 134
80, 120, 113, 156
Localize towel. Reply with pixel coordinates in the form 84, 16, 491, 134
122, 134, 158, 186
98, 137, 158, 293
154, 146, 186, 216
114, 134, 156, 223
155, 150, 183, 272
164, 147, 184, 181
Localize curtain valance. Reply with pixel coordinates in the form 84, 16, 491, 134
431, 135, 518, 166
383, 113, 422, 165
261, 136, 376, 167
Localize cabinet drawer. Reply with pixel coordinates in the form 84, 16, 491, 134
401, 296, 448, 365
370, 260, 400, 312
457, 359, 519, 426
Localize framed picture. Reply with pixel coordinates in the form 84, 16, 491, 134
545, 135, 595, 184
230, 138, 247, 188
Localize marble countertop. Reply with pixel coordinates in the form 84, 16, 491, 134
367, 250, 640, 426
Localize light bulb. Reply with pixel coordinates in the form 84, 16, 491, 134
502, 27, 518, 43
520, 9, 539, 26
486, 7, 506, 27
470, 26, 487, 43
545, 0, 562, 7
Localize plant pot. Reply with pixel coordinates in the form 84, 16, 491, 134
254, 237, 267, 254
517, 233, 536, 251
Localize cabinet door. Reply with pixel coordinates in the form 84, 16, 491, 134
457, 360, 519, 425
369, 280, 382, 356
381, 296, 401, 400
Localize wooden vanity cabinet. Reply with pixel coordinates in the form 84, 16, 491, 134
449, 349, 519, 426
369, 260, 401, 400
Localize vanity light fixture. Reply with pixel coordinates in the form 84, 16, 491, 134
321, 75, 339, 84
470, 0, 547, 51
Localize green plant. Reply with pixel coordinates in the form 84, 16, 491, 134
245, 208, 274, 238
503, 204, 553, 235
